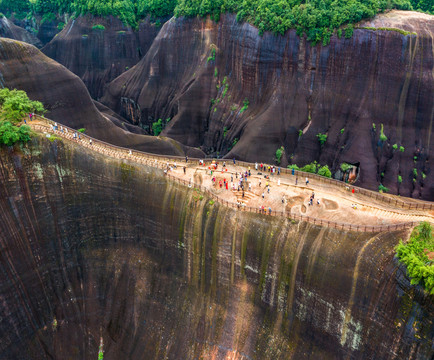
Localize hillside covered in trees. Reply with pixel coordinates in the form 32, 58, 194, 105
0, 0, 432, 42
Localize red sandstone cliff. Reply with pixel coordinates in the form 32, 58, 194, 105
102, 11, 434, 200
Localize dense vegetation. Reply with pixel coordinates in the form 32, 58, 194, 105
396, 222, 434, 295
0, 0, 431, 41
0, 88, 44, 146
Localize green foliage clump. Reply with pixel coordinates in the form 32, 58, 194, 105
298, 129, 303, 138
240, 98, 249, 113
207, 47, 216, 63
214, 67, 218, 78
223, 126, 227, 138
0, 88, 45, 123
301, 161, 318, 174
398, 175, 402, 183
379, 123, 387, 142
287, 164, 300, 171
340, 128, 345, 134
78, 128, 86, 133
317, 165, 331, 178
344, 24, 354, 39
57, 21, 65, 30
152, 118, 163, 136
400, 146, 405, 152
396, 222, 434, 295
275, 146, 284, 165
340, 162, 352, 172
316, 133, 327, 146
413, 168, 417, 178
378, 183, 389, 193
92, 24, 105, 30
392, 143, 398, 150
0, 121, 31, 146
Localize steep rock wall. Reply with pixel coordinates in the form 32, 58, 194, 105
0, 137, 431, 359
102, 11, 434, 200
0, 17, 41, 48
0, 38, 202, 157
42, 15, 161, 99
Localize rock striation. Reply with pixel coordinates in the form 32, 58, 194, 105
0, 37, 203, 156
0, 137, 432, 359
0, 16, 41, 48
42, 15, 161, 99
102, 11, 434, 200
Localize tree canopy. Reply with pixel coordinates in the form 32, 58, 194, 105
0, 0, 431, 39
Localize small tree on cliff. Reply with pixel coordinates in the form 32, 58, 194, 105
0, 88, 45, 123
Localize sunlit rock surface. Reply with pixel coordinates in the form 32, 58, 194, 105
0, 137, 432, 359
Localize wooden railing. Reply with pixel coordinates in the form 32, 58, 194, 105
29, 116, 430, 232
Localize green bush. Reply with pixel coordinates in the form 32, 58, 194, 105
344, 24, 354, 39
379, 123, 387, 142
78, 128, 86, 133
340, 162, 352, 172
298, 129, 303, 138
400, 146, 405, 152
92, 24, 105, 30
318, 165, 331, 178
340, 128, 345, 134
398, 175, 402, 183
240, 98, 249, 113
57, 22, 65, 30
378, 184, 389, 193
301, 161, 318, 174
413, 168, 417, 178
316, 133, 327, 146
0, 88, 45, 123
287, 164, 300, 171
393, 143, 398, 150
152, 118, 163, 136
275, 146, 284, 165
396, 222, 434, 295
0, 121, 32, 146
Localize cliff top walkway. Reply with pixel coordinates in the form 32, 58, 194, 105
28, 117, 434, 233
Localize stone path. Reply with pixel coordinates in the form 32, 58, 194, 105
29, 118, 434, 232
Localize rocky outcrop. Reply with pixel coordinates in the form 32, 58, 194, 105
102, 11, 434, 200
43, 15, 161, 99
0, 38, 203, 156
0, 16, 41, 47
0, 137, 432, 359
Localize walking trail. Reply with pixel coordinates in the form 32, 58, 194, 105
28, 118, 434, 232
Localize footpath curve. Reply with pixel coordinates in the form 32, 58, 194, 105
28, 117, 434, 233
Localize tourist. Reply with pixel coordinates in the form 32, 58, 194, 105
278, 167, 281, 175
259, 179, 261, 187
233, 157, 236, 165
248, 183, 252, 191
269, 207, 272, 215
295, 177, 298, 185
183, 166, 186, 174
306, 177, 309, 185
255, 162, 258, 170
267, 186, 270, 194
89, 139, 92, 145
262, 192, 265, 199
185, 155, 188, 163
317, 199, 320, 205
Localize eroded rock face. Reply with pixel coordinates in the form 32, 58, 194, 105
42, 15, 161, 99
0, 38, 203, 156
102, 11, 434, 200
0, 17, 42, 48
0, 138, 431, 359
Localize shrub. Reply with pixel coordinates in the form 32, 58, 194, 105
209, 200, 215, 205
318, 165, 332, 178
0, 88, 45, 123
400, 146, 405, 152
396, 222, 434, 295
413, 168, 418, 178
207, 47, 216, 63
378, 184, 389, 193
344, 24, 354, 39
275, 146, 284, 165
92, 24, 105, 30
57, 22, 65, 30
214, 67, 218, 77
340, 162, 352, 172
298, 130, 303, 138
0, 121, 32, 146
287, 164, 300, 171
230, 104, 238, 112
78, 128, 86, 133
152, 119, 163, 136
379, 123, 387, 142
422, 173, 426, 180
316, 133, 327, 146
393, 143, 398, 150
340, 128, 345, 134
337, 29, 342, 39
240, 98, 249, 113
301, 161, 318, 174
398, 175, 402, 183
372, 123, 376, 130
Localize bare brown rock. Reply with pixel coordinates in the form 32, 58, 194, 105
0, 38, 203, 157
102, 11, 434, 200
42, 15, 161, 99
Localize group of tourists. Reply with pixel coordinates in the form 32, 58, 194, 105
254, 162, 281, 175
